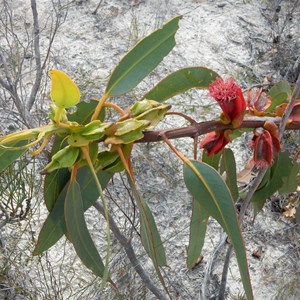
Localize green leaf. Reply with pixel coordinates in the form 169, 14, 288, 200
129, 181, 166, 266
106, 16, 181, 96
228, 128, 252, 141
221, 149, 239, 202
252, 152, 293, 215
144, 67, 219, 102
33, 167, 112, 255
278, 162, 300, 195
0, 140, 28, 172
296, 206, 300, 223
68, 100, 105, 124
44, 136, 70, 211
183, 160, 253, 300
187, 201, 209, 269
33, 183, 68, 255
266, 80, 291, 112
127, 178, 169, 296
64, 180, 106, 278
43, 146, 80, 173
202, 150, 222, 171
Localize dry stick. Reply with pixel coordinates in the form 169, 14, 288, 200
0, 47, 28, 126
218, 72, 300, 300
27, 0, 42, 112
93, 201, 168, 300
200, 234, 227, 300
92, 0, 104, 15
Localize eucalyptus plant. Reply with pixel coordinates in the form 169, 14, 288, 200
1, 16, 300, 299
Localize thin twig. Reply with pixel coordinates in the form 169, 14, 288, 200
278, 73, 300, 139
27, 0, 42, 111
92, 0, 104, 15
200, 234, 227, 300
93, 201, 168, 300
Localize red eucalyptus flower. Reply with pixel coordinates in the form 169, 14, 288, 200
249, 121, 280, 168
200, 130, 231, 156
209, 78, 246, 128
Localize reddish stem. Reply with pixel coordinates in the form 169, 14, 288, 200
137, 118, 300, 143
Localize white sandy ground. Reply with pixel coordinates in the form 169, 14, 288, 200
0, 0, 300, 299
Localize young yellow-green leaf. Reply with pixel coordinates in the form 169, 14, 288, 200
221, 149, 239, 202
183, 160, 253, 300
64, 180, 106, 278
144, 67, 219, 102
50, 70, 80, 108
43, 146, 80, 173
33, 167, 112, 255
106, 16, 181, 96
187, 201, 209, 269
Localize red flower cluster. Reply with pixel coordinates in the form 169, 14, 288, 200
209, 77, 246, 128
200, 78, 246, 156
249, 121, 280, 168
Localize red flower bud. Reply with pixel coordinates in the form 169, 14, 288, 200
276, 100, 300, 123
249, 121, 280, 168
200, 130, 231, 156
289, 101, 300, 123
247, 88, 272, 116
209, 78, 246, 128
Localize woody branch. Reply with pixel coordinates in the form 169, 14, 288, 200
137, 117, 300, 144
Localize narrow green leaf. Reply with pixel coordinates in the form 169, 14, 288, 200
202, 150, 222, 171
296, 206, 300, 223
187, 201, 209, 269
129, 181, 166, 266
221, 149, 239, 202
184, 160, 253, 300
127, 178, 170, 296
186, 147, 222, 269
64, 180, 106, 278
33, 183, 68, 255
44, 136, 70, 211
0, 140, 28, 172
252, 152, 293, 215
106, 16, 181, 96
266, 80, 291, 112
250, 168, 271, 215
68, 100, 105, 124
278, 162, 300, 195
33, 167, 112, 255
144, 67, 219, 102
